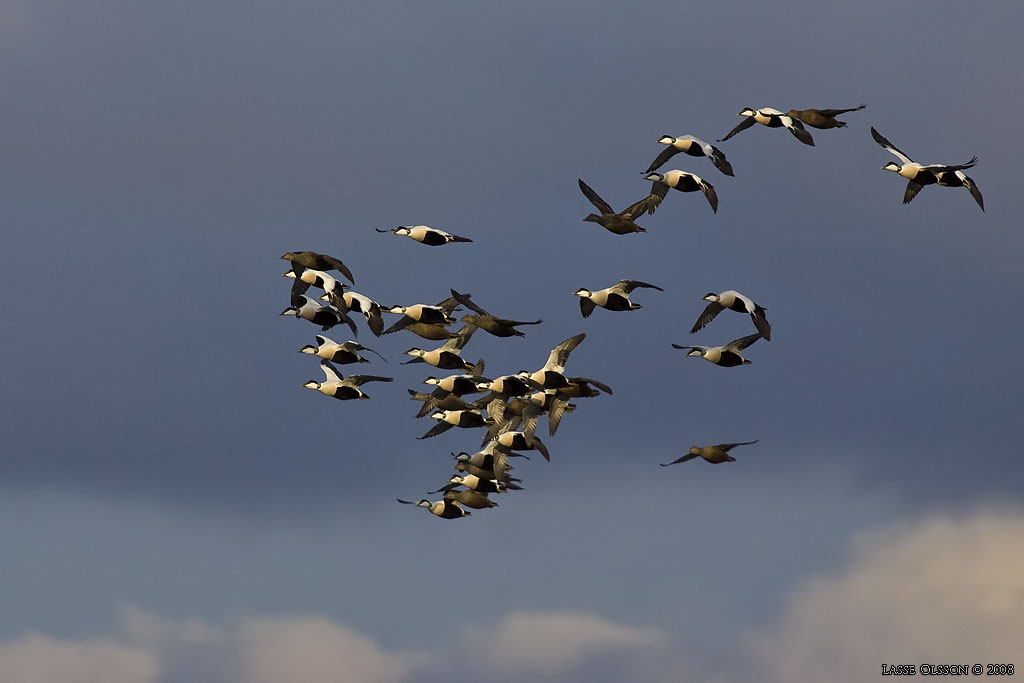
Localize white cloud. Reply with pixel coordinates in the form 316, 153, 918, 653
742, 509, 1024, 683
229, 616, 415, 683
0, 633, 158, 683
459, 610, 667, 676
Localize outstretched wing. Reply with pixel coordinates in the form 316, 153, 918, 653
726, 333, 764, 352
450, 289, 489, 317
577, 179, 615, 215
690, 301, 725, 334
903, 179, 925, 205
717, 440, 759, 451
418, 421, 454, 440
660, 453, 699, 466
783, 118, 815, 146
963, 174, 985, 212
579, 297, 596, 319
871, 127, 914, 164
699, 179, 719, 213
615, 280, 663, 294
643, 146, 680, 174
546, 333, 586, 371
817, 103, 866, 117
319, 359, 344, 383
718, 116, 755, 142
641, 181, 670, 216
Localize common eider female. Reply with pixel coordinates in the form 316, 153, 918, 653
660, 440, 759, 465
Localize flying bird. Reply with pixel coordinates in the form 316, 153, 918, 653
644, 135, 735, 176
719, 108, 815, 146
376, 225, 472, 245
690, 290, 771, 341
524, 333, 586, 390
396, 498, 470, 519
574, 279, 663, 318
672, 333, 763, 367
281, 295, 357, 335
281, 251, 355, 284
302, 360, 392, 400
871, 127, 984, 211
784, 103, 865, 129
661, 440, 759, 465
577, 179, 653, 235
450, 289, 542, 338
299, 336, 386, 364
642, 170, 719, 214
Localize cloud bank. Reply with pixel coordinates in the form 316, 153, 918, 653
3, 509, 1021, 683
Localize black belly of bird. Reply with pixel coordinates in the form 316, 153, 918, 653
311, 310, 339, 326
727, 300, 747, 313
438, 502, 467, 518
457, 412, 487, 428
330, 350, 361, 364
716, 352, 745, 367
333, 386, 363, 400
674, 176, 701, 192
435, 351, 468, 369
421, 232, 449, 246
936, 171, 965, 188
604, 293, 633, 311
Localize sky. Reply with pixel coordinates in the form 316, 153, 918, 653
2, 1, 1024, 681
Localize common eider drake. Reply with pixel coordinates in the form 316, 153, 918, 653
719, 108, 815, 146
376, 225, 472, 245
785, 104, 865, 129
574, 279, 663, 318
396, 498, 470, 519
660, 440, 759, 465
672, 333, 763, 367
691, 290, 771, 341
524, 333, 586, 390
642, 170, 719, 214
302, 360, 392, 400
281, 295, 357, 335
299, 335, 386, 364
644, 136, 734, 176
871, 127, 983, 211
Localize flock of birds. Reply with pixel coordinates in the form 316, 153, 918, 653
277, 103, 985, 519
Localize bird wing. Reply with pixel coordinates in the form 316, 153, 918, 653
903, 179, 925, 205
546, 396, 568, 436
567, 376, 613, 395
817, 103, 866, 116
641, 181, 670, 215
643, 146, 680, 175
319, 359, 345, 383
450, 289, 489, 316
545, 333, 586, 371
577, 179, 615, 215
751, 309, 772, 342
442, 323, 477, 351
382, 315, 414, 335
963, 174, 985, 211
418, 421, 454, 440
671, 343, 701, 352
434, 295, 463, 315
690, 301, 725, 334
699, 178, 719, 213
660, 453, 699, 466
318, 254, 355, 284
921, 156, 979, 174
871, 127, 914, 164
347, 375, 393, 386
726, 333, 764, 352
718, 116, 755, 142
717, 440, 759, 451
615, 279, 664, 293
579, 297, 596, 319
704, 142, 734, 176
783, 117, 815, 146
620, 193, 658, 220
364, 303, 385, 337
531, 435, 551, 462
290, 277, 312, 306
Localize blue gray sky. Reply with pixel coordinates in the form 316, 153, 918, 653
3, 1, 1023, 681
